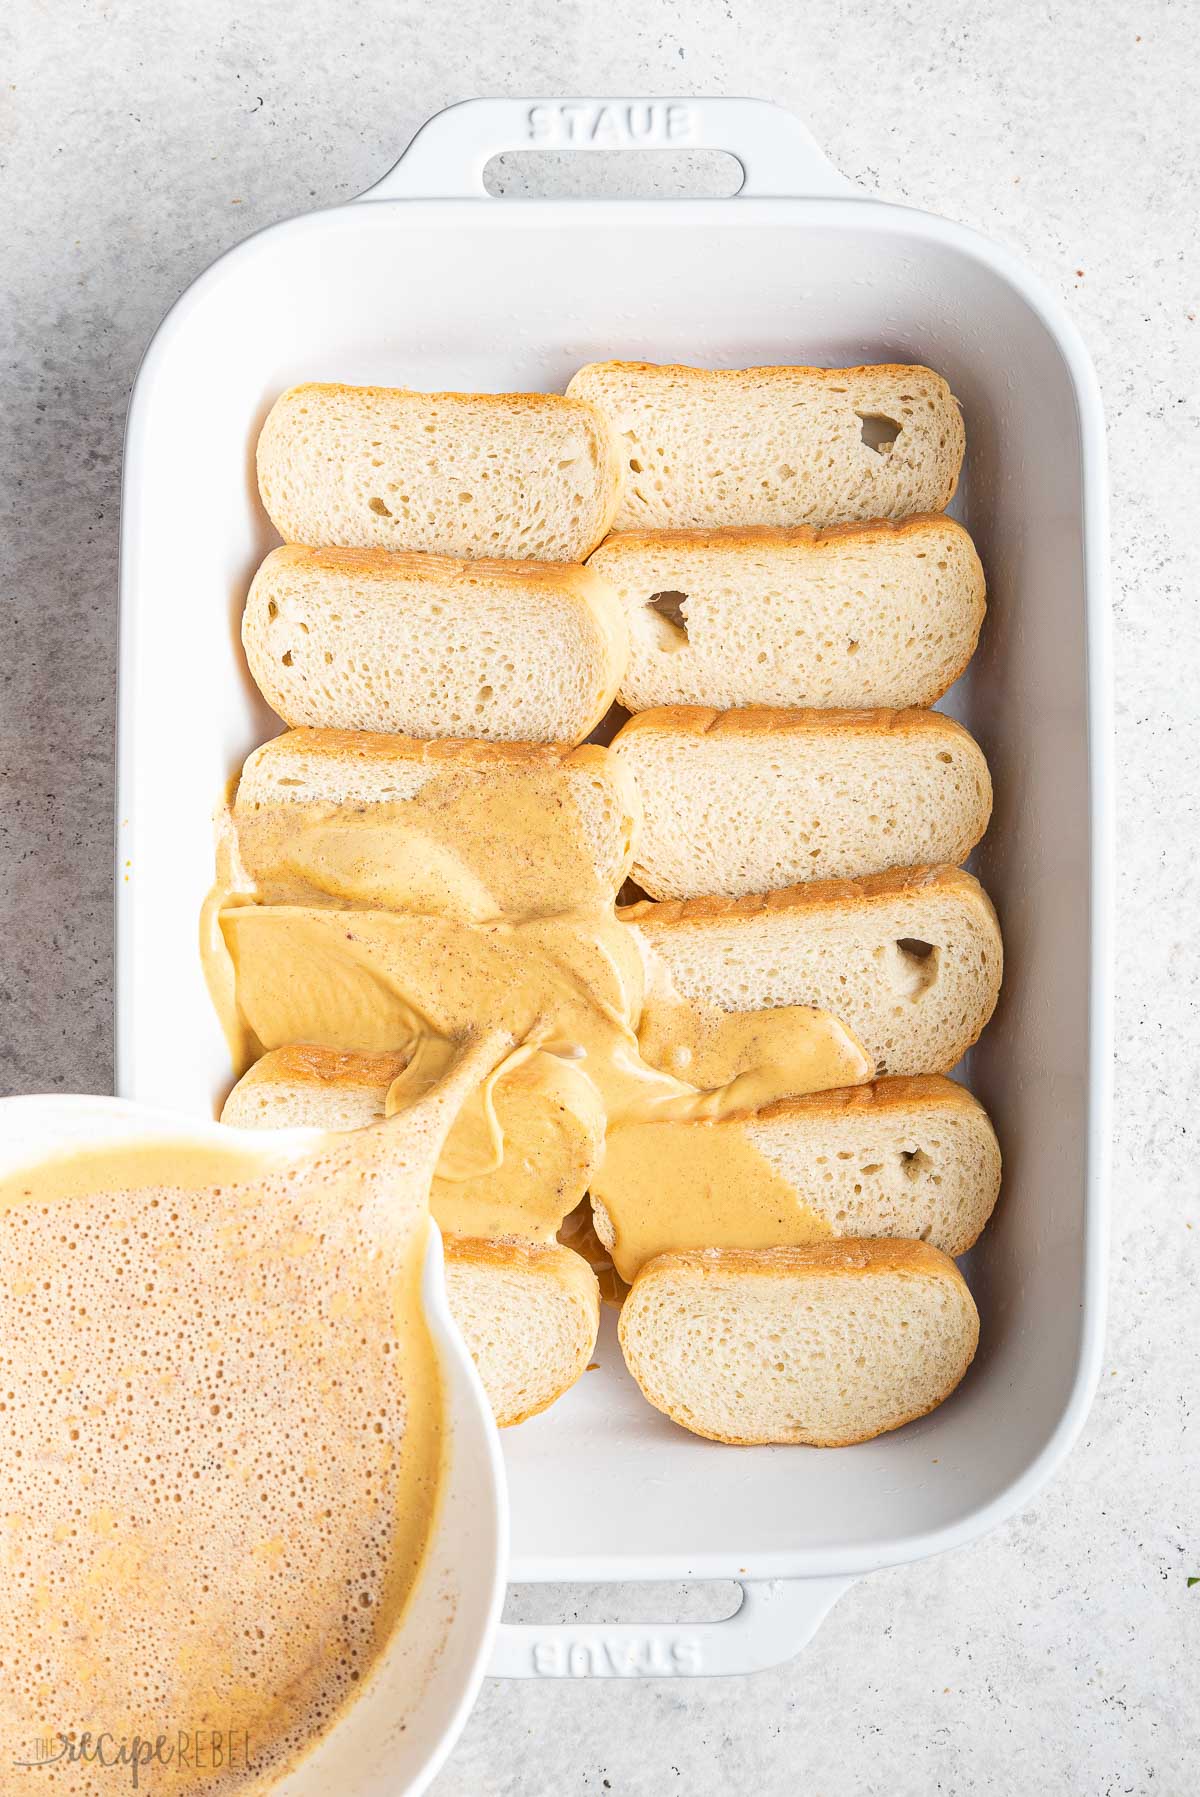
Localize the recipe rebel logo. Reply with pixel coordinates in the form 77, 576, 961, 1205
526, 101, 699, 147
12, 1725, 253, 1789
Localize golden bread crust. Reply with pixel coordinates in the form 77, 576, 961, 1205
259, 540, 612, 594
234, 1044, 410, 1089
239, 727, 614, 783
589, 512, 976, 558
752, 1073, 987, 1126
622, 862, 996, 927
570, 360, 955, 388
611, 703, 983, 746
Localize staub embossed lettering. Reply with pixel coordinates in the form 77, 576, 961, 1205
526, 103, 698, 148
529, 1635, 703, 1677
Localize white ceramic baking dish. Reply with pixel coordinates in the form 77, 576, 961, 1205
117, 97, 1112, 1680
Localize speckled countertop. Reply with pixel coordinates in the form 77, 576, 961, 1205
2, 3, 1198, 1791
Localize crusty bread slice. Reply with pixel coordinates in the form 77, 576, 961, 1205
611, 707, 992, 897
589, 1075, 1001, 1278
221, 1044, 605, 1242
566, 362, 964, 531
229, 729, 641, 915
589, 517, 985, 713
618, 1240, 979, 1445
242, 545, 629, 744
257, 383, 624, 560
625, 865, 1002, 1077
443, 1236, 600, 1426
221, 1044, 408, 1132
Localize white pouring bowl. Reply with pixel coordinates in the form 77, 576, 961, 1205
0, 1094, 507, 1796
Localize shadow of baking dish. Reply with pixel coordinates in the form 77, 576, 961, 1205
0, 1095, 509, 1797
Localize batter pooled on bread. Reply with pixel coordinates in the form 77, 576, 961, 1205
203, 730, 875, 1267
0, 1041, 495, 1793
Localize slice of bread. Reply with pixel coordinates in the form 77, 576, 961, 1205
566, 362, 964, 531
228, 729, 641, 917
257, 383, 624, 560
589, 1075, 1001, 1279
221, 1044, 606, 1242
611, 707, 992, 898
242, 545, 629, 745
625, 865, 1002, 1076
618, 1240, 979, 1445
443, 1236, 600, 1426
589, 517, 985, 713
221, 1044, 409, 1131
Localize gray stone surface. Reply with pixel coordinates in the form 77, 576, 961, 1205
2, 2, 1197, 1791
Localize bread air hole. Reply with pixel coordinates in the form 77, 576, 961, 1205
889, 938, 940, 999
856, 412, 903, 454
900, 1148, 934, 1182
368, 496, 393, 516
646, 590, 689, 655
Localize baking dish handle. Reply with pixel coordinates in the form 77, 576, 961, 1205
357, 97, 856, 202
487, 1575, 854, 1679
